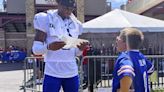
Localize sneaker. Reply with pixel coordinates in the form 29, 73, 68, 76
36, 79, 43, 84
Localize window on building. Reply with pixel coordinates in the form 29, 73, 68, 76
2, 19, 26, 32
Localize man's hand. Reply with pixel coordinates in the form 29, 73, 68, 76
77, 42, 89, 51
48, 41, 66, 50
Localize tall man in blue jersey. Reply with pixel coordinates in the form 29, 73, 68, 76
112, 28, 154, 92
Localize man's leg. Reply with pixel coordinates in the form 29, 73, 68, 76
43, 75, 61, 92
62, 75, 79, 92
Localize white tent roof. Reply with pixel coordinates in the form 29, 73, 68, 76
83, 9, 164, 33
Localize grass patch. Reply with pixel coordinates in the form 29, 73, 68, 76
151, 89, 164, 92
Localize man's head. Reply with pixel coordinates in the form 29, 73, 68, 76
116, 28, 144, 52
57, 0, 76, 19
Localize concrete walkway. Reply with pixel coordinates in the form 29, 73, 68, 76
0, 62, 112, 92
0, 63, 24, 92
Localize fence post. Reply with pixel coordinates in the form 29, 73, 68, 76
23, 58, 27, 92
79, 57, 84, 92
33, 59, 37, 92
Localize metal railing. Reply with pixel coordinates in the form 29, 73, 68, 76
79, 55, 164, 92
79, 56, 117, 92
23, 57, 44, 92
23, 55, 164, 92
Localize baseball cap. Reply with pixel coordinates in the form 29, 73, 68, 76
57, 0, 76, 8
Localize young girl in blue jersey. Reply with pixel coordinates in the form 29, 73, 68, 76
112, 28, 154, 92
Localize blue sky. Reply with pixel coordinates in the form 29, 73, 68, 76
0, 0, 3, 10
107, 0, 128, 9
0, 0, 2, 3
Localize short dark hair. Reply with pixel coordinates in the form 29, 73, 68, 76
120, 28, 144, 49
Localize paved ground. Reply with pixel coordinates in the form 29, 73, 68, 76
0, 62, 112, 92
0, 62, 24, 92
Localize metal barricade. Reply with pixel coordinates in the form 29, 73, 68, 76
79, 55, 164, 92
23, 57, 80, 92
147, 55, 164, 91
24, 55, 164, 92
24, 57, 44, 92
79, 56, 117, 92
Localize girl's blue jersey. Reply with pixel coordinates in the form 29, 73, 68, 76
112, 51, 154, 92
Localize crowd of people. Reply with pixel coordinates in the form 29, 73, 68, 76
0, 45, 27, 63
81, 44, 163, 56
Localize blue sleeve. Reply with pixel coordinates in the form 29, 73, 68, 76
146, 59, 154, 75
117, 58, 135, 80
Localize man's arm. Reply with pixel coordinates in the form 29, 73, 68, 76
32, 29, 47, 55
120, 76, 132, 92
32, 29, 66, 55
34, 29, 47, 42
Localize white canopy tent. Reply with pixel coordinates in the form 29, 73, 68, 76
83, 9, 164, 33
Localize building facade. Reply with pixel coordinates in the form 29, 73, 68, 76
0, 0, 110, 54
124, 0, 164, 54
125, 0, 164, 20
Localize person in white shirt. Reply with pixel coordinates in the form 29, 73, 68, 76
32, 0, 88, 92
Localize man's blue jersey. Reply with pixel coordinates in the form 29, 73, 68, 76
112, 50, 154, 92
